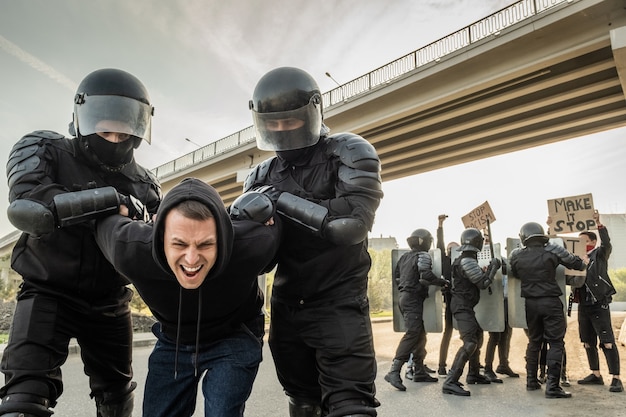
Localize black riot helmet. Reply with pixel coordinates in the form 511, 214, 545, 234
249, 67, 323, 152
458, 228, 484, 252
519, 222, 549, 246
407, 228, 433, 252
71, 69, 154, 170
72, 68, 153, 145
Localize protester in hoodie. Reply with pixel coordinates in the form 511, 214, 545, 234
94, 178, 281, 417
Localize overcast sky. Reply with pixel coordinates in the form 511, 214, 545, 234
1, 0, 625, 248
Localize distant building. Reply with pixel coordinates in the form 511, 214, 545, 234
369, 235, 398, 251
603, 214, 626, 270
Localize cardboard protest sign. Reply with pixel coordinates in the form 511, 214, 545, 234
560, 236, 587, 277
462, 201, 496, 230
547, 193, 596, 234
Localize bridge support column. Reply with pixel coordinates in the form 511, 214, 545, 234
610, 26, 626, 100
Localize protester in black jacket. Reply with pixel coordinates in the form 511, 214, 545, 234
94, 178, 281, 416
575, 211, 622, 393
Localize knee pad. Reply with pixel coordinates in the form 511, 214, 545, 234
94, 382, 136, 417
288, 397, 322, 417
0, 393, 53, 417
462, 341, 477, 357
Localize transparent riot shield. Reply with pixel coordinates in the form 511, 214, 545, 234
506, 238, 526, 329
506, 237, 568, 329
391, 248, 443, 333
474, 243, 505, 332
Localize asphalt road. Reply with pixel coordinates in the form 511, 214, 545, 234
49, 312, 626, 416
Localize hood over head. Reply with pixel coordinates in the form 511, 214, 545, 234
152, 178, 234, 282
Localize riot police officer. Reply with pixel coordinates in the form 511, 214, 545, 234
1, 68, 161, 417
385, 229, 447, 391
510, 222, 585, 399
245, 67, 383, 417
442, 228, 501, 397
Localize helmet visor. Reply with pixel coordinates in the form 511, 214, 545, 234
75, 95, 153, 144
252, 96, 322, 151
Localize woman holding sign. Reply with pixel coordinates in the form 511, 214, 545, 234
575, 211, 622, 393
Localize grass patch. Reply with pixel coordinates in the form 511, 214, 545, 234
371, 310, 393, 318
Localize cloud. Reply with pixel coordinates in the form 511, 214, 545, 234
0, 35, 77, 92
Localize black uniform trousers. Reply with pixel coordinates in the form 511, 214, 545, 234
578, 302, 620, 374
524, 296, 566, 376
451, 301, 483, 373
268, 295, 377, 415
0, 287, 133, 405
393, 292, 425, 363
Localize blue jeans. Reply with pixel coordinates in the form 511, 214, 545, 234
143, 321, 263, 417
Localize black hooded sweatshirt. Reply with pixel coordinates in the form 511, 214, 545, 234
94, 178, 280, 345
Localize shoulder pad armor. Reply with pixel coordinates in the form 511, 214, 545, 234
460, 256, 484, 281
417, 251, 433, 272
326, 133, 382, 191
327, 133, 380, 172
243, 157, 276, 192
6, 131, 65, 190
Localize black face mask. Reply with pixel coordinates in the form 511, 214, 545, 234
85, 134, 135, 167
276, 145, 316, 166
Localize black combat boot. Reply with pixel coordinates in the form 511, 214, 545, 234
545, 362, 571, 399
466, 354, 490, 385
0, 393, 53, 417
442, 350, 470, 396
384, 359, 406, 391
483, 367, 503, 383
412, 360, 437, 382
526, 357, 541, 390
495, 364, 520, 378
288, 397, 322, 417
527, 376, 541, 391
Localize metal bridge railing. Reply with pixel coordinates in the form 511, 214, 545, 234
152, 0, 572, 180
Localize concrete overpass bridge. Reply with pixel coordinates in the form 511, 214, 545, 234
152, 0, 626, 204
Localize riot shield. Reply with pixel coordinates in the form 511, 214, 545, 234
391, 248, 443, 333
475, 243, 505, 332
506, 238, 526, 329
506, 237, 568, 329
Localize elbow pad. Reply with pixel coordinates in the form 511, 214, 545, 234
53, 186, 120, 227
7, 199, 56, 237
230, 191, 276, 223
324, 218, 368, 246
